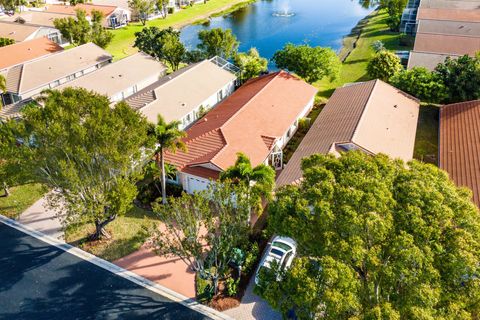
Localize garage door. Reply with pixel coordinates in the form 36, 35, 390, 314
187, 176, 210, 194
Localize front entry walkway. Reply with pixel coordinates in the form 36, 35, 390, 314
17, 193, 65, 241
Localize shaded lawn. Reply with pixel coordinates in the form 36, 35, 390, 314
65, 206, 160, 262
107, 0, 252, 59
0, 184, 46, 219
414, 105, 439, 165
315, 9, 413, 101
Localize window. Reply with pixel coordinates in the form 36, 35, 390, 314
49, 80, 60, 88
66, 74, 75, 81
217, 89, 224, 101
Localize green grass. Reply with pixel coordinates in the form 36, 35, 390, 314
0, 183, 46, 219
65, 206, 160, 261
315, 9, 413, 101
414, 105, 439, 165
107, 0, 253, 59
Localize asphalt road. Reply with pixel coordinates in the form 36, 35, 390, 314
0, 222, 212, 320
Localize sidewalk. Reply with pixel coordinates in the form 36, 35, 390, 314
17, 194, 65, 241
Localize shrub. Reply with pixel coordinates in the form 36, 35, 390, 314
225, 277, 239, 297
243, 242, 259, 275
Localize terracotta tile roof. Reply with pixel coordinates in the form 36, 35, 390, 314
407, 51, 460, 70
420, 0, 480, 10
45, 4, 117, 17
416, 19, 480, 37
0, 37, 63, 71
276, 80, 420, 187
164, 71, 318, 179
413, 33, 480, 56
417, 7, 480, 22
0, 21, 40, 42
439, 100, 480, 207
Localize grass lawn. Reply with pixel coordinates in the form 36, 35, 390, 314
0, 183, 46, 219
65, 206, 160, 262
107, 0, 253, 59
315, 9, 413, 101
414, 105, 439, 165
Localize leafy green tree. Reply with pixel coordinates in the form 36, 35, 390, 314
197, 28, 239, 59
0, 0, 25, 11
390, 67, 447, 103
4, 88, 151, 240
54, 9, 91, 46
156, 0, 169, 18
90, 10, 114, 48
220, 152, 275, 216
0, 74, 6, 108
0, 37, 14, 47
151, 181, 252, 295
434, 55, 480, 103
263, 151, 480, 319
381, 0, 408, 31
367, 49, 402, 81
272, 43, 341, 84
69, 0, 87, 5
152, 115, 186, 205
134, 27, 186, 71
128, 0, 154, 25
234, 48, 268, 81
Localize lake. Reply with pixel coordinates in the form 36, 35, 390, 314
180, 0, 374, 65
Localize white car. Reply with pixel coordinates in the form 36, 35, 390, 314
254, 236, 297, 285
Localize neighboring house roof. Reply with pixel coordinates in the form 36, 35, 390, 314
417, 7, 480, 22
1, 11, 75, 28
0, 37, 63, 71
55, 52, 166, 99
164, 71, 318, 179
0, 21, 40, 42
45, 4, 118, 17
439, 100, 480, 207
420, 0, 480, 10
88, 0, 130, 9
126, 59, 237, 123
407, 51, 459, 70
413, 33, 480, 56
276, 80, 420, 187
5, 42, 112, 95
416, 19, 480, 37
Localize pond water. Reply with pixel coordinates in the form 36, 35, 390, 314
180, 0, 374, 65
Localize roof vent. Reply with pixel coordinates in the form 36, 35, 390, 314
204, 118, 208, 122
181, 102, 186, 107
393, 104, 398, 108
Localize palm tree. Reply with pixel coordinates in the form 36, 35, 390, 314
153, 115, 186, 204
220, 152, 276, 216
0, 74, 6, 109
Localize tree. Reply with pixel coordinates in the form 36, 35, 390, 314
197, 28, 239, 59
272, 43, 341, 84
261, 151, 480, 319
54, 10, 91, 46
390, 67, 447, 103
90, 10, 114, 48
219, 152, 275, 216
381, 0, 408, 31
128, 0, 154, 25
434, 55, 480, 103
0, 74, 6, 109
367, 49, 402, 81
156, 0, 169, 18
0, 37, 14, 47
234, 48, 268, 81
0, 0, 25, 11
152, 115, 186, 205
151, 181, 252, 294
134, 27, 186, 71
4, 88, 151, 240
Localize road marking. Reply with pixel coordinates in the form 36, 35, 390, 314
0, 214, 233, 320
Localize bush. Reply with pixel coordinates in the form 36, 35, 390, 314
243, 242, 259, 275
225, 277, 239, 297
167, 6, 174, 14
196, 273, 214, 303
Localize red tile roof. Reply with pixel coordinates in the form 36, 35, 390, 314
413, 33, 480, 56
417, 8, 480, 22
165, 71, 318, 179
0, 37, 63, 71
440, 100, 480, 207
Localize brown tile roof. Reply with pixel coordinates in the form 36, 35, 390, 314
0, 37, 63, 71
45, 4, 117, 17
164, 71, 318, 179
2, 11, 75, 28
407, 51, 459, 70
439, 100, 480, 207
276, 80, 420, 187
416, 19, 480, 37
417, 7, 480, 22
413, 33, 480, 56
420, 0, 480, 10
0, 21, 40, 42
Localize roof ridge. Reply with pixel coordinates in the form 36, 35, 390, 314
442, 99, 480, 108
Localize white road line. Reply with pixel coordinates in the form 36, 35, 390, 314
0, 215, 233, 320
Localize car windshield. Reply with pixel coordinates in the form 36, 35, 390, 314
270, 248, 284, 257
273, 241, 292, 252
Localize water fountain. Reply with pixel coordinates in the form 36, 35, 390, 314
272, 0, 295, 17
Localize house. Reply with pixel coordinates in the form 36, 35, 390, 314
0, 43, 112, 112
439, 100, 480, 207
164, 71, 318, 194
0, 11, 73, 45
55, 53, 167, 103
0, 37, 63, 73
276, 79, 420, 187
0, 21, 50, 43
44, 4, 130, 29
125, 57, 238, 129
